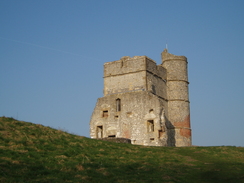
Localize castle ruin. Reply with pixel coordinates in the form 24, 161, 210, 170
90, 49, 191, 147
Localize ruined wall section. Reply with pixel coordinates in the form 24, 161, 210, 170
90, 50, 192, 147
90, 91, 168, 146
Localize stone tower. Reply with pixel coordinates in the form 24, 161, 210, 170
90, 50, 191, 146
162, 49, 191, 146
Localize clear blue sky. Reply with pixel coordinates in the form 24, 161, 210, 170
1, 0, 244, 146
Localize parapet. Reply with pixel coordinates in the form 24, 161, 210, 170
103, 55, 167, 98
161, 49, 188, 82
104, 56, 166, 79
162, 49, 187, 63
104, 56, 146, 77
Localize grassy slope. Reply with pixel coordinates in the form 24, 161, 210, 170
0, 117, 244, 183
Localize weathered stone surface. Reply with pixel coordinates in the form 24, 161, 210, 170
98, 137, 131, 144
90, 49, 192, 147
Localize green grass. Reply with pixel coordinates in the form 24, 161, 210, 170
0, 117, 244, 183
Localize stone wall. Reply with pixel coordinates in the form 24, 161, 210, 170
103, 56, 167, 99
90, 50, 192, 147
146, 72, 167, 99
90, 91, 168, 146
104, 71, 146, 96
98, 137, 131, 144
104, 56, 146, 77
162, 49, 191, 146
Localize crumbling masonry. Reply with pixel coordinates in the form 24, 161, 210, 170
90, 49, 191, 146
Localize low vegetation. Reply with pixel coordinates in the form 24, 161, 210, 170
0, 117, 244, 182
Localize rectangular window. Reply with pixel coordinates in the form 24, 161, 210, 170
116, 99, 121, 112
147, 120, 154, 132
102, 110, 108, 118
108, 135, 116, 138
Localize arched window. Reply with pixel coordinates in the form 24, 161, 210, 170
116, 98, 121, 112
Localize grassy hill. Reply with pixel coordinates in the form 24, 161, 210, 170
0, 117, 244, 183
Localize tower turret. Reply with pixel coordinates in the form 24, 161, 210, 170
162, 49, 191, 146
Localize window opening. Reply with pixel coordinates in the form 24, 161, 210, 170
102, 110, 108, 118
116, 99, 121, 112
158, 130, 163, 138
97, 126, 103, 138
108, 135, 116, 138
150, 138, 155, 141
147, 120, 154, 132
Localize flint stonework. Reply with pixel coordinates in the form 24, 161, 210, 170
90, 49, 192, 147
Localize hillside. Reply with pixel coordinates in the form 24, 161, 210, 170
0, 117, 244, 183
